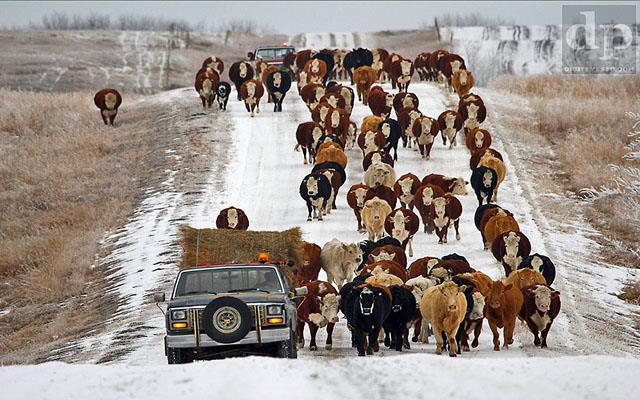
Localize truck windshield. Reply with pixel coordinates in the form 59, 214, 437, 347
174, 267, 283, 297
256, 48, 293, 59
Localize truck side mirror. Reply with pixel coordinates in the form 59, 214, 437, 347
294, 286, 308, 296
153, 292, 166, 302
247, 51, 254, 60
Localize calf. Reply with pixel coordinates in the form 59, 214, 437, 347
265, 70, 292, 112
521, 285, 561, 348
321, 239, 364, 289
393, 173, 421, 210
299, 173, 332, 221
353, 66, 377, 105
344, 284, 392, 356
471, 166, 498, 206
492, 231, 532, 276
420, 281, 467, 356
347, 183, 371, 232
412, 116, 439, 160
215, 207, 249, 230
422, 173, 468, 196
229, 61, 255, 100
366, 244, 407, 269
296, 280, 340, 351
294, 121, 324, 164
292, 241, 323, 285
358, 131, 386, 157
385, 207, 420, 257
94, 88, 122, 125
437, 110, 459, 148
215, 81, 231, 110
380, 118, 402, 160
485, 280, 523, 351
364, 161, 396, 189
429, 195, 463, 244
518, 254, 556, 286
465, 128, 492, 152
414, 184, 446, 233
384, 285, 417, 351
239, 79, 264, 116
361, 197, 393, 242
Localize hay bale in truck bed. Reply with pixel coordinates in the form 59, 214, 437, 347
178, 226, 303, 288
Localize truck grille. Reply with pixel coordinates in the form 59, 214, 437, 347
187, 305, 266, 333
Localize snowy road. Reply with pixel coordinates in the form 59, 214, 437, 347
2, 81, 640, 398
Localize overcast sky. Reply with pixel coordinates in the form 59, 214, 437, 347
0, 1, 637, 34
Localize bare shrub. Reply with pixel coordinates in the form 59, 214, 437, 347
619, 281, 640, 304
429, 12, 514, 28
36, 11, 203, 32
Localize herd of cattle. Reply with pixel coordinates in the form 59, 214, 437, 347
204, 47, 562, 358
91, 46, 562, 358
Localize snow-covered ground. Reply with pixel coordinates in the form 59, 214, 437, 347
2, 80, 640, 398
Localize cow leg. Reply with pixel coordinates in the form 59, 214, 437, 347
355, 330, 366, 356
324, 322, 335, 350
472, 319, 483, 348
413, 317, 421, 342
306, 201, 313, 221
448, 331, 458, 357
540, 322, 552, 348
369, 329, 380, 354
504, 320, 515, 349
407, 237, 414, 257
459, 322, 470, 352
301, 147, 308, 165
296, 320, 305, 349
489, 320, 501, 351
383, 329, 391, 348
403, 325, 411, 349
524, 317, 541, 346
309, 323, 319, 351
433, 327, 444, 355
454, 219, 461, 240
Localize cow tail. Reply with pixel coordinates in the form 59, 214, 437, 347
294, 143, 301, 152
408, 237, 414, 257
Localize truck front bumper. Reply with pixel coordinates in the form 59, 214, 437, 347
166, 327, 290, 349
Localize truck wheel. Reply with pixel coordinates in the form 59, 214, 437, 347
202, 297, 252, 344
167, 347, 191, 364
277, 327, 297, 359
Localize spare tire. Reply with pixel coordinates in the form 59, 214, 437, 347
202, 297, 252, 344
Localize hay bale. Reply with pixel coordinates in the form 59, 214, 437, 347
179, 226, 303, 288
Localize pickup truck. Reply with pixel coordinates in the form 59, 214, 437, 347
247, 45, 295, 67
155, 261, 302, 363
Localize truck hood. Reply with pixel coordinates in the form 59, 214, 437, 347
168, 292, 286, 308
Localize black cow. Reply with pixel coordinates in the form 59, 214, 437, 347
343, 48, 373, 84
518, 253, 556, 285
311, 161, 346, 185
383, 285, 417, 351
215, 81, 231, 111
312, 51, 335, 85
471, 166, 498, 206
343, 284, 391, 356
314, 135, 344, 153
379, 118, 402, 161
299, 173, 332, 221
339, 272, 371, 348
266, 70, 292, 112
473, 203, 501, 231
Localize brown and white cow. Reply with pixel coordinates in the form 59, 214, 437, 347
94, 88, 123, 125
422, 173, 468, 196
358, 131, 386, 157
483, 214, 520, 250
323, 108, 350, 143
347, 183, 371, 232
393, 92, 419, 115
326, 84, 355, 115
239, 79, 264, 116
408, 256, 441, 279
372, 48, 390, 82
201, 56, 224, 75
493, 231, 532, 276
414, 183, 446, 233
366, 244, 407, 269
485, 280, 523, 351
457, 93, 486, 133
353, 66, 377, 105
215, 206, 249, 230
521, 285, 561, 348
368, 88, 394, 118
364, 161, 396, 189
413, 116, 439, 160
360, 260, 407, 283
300, 83, 326, 111
321, 239, 363, 289
363, 150, 394, 172
295, 121, 324, 164
229, 61, 255, 101
311, 101, 335, 128
320, 92, 347, 110
292, 241, 323, 286
429, 195, 463, 244
393, 173, 421, 210
465, 128, 492, 152
364, 185, 398, 210
296, 280, 340, 351
385, 207, 420, 257
420, 281, 467, 356
383, 53, 401, 89
438, 53, 466, 87
362, 196, 393, 242
414, 52, 430, 81
397, 107, 423, 149
315, 167, 344, 215
437, 110, 459, 148
452, 69, 474, 97
392, 58, 415, 92
470, 147, 504, 170
304, 58, 328, 84
194, 69, 220, 109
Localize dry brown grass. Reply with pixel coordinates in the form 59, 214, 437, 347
490, 74, 640, 269
618, 281, 640, 305
0, 89, 154, 362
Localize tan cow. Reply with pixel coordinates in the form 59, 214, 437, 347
452, 69, 474, 97
420, 281, 467, 356
364, 162, 396, 189
478, 154, 506, 201
361, 196, 393, 241
483, 214, 520, 249
505, 269, 546, 291
315, 146, 348, 169
353, 66, 377, 105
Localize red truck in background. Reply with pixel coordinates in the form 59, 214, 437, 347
247, 45, 296, 67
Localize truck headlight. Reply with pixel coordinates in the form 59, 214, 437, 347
267, 305, 283, 315
171, 310, 187, 320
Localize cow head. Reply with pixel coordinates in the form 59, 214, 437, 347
406, 276, 434, 304
364, 197, 387, 221
402, 96, 414, 109
105, 92, 118, 110
385, 93, 394, 108
392, 211, 409, 237
310, 59, 321, 74
469, 291, 485, 320
305, 176, 319, 196
428, 266, 451, 284
319, 104, 331, 122
380, 122, 391, 139
353, 187, 368, 208
327, 94, 338, 108
371, 251, 395, 262
483, 170, 494, 188
217, 84, 228, 97
340, 87, 352, 103
330, 110, 341, 128
315, 87, 326, 100
439, 282, 462, 312
342, 242, 363, 269
503, 232, 521, 257
458, 70, 468, 86
370, 152, 383, 165
322, 170, 335, 184
513, 268, 544, 289
450, 177, 469, 195
432, 196, 448, 217
421, 186, 436, 206
226, 208, 239, 229
444, 112, 457, 129
311, 126, 324, 145
399, 177, 414, 195
299, 71, 308, 86
273, 72, 282, 88
369, 163, 391, 187
239, 62, 248, 78
400, 59, 412, 76
358, 286, 378, 316
317, 293, 341, 323
474, 130, 485, 148
420, 117, 433, 133
466, 103, 479, 120
245, 82, 256, 98
488, 281, 512, 309
530, 255, 544, 272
